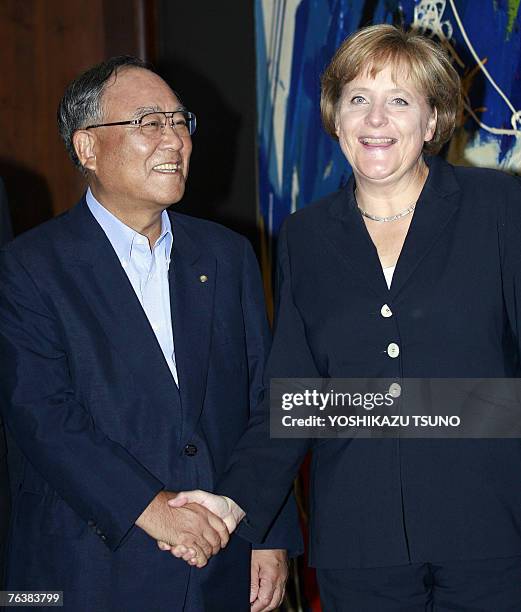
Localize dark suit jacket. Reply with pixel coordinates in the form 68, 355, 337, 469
219, 156, 521, 569
0, 178, 12, 587
0, 199, 301, 612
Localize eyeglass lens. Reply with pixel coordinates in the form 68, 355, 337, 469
139, 111, 196, 136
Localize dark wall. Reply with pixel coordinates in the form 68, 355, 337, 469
156, 2, 258, 248
0, 0, 150, 235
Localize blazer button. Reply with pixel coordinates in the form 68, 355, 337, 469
380, 304, 393, 318
388, 382, 402, 398
387, 343, 400, 358
184, 444, 198, 456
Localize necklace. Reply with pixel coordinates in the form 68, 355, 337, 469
357, 201, 416, 223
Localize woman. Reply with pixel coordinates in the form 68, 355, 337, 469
175, 25, 521, 610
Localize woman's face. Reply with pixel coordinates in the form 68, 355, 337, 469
335, 64, 437, 187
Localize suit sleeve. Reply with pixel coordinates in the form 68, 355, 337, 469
0, 247, 164, 551
217, 222, 318, 543
500, 175, 521, 357
238, 237, 303, 555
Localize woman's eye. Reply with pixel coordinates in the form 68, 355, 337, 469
391, 97, 408, 106
351, 96, 367, 104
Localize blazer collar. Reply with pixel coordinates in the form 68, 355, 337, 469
324, 156, 461, 300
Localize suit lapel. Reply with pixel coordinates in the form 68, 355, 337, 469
389, 157, 461, 299
324, 178, 390, 298
169, 214, 216, 442
65, 200, 181, 411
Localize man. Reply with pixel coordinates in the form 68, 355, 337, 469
0, 177, 13, 587
0, 57, 301, 612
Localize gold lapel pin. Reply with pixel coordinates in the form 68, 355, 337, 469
199, 274, 208, 283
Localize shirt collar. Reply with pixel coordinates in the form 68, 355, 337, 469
86, 188, 173, 264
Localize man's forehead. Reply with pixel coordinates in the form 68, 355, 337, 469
102, 67, 180, 114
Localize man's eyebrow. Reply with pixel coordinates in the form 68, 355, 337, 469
131, 106, 161, 118
131, 105, 187, 118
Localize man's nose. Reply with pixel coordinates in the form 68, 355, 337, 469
161, 122, 185, 148
365, 101, 388, 127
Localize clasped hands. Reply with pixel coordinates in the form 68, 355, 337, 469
136, 489, 245, 568
136, 490, 289, 610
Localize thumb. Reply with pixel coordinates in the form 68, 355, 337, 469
168, 490, 206, 507
168, 494, 188, 507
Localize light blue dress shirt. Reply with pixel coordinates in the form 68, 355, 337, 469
86, 188, 179, 385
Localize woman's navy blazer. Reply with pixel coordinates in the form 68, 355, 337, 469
220, 156, 521, 569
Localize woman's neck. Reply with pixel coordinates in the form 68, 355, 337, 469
355, 158, 429, 217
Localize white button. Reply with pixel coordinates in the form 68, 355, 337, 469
381, 304, 392, 318
387, 342, 400, 358
388, 382, 401, 398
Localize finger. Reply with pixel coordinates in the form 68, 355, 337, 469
222, 515, 237, 533
157, 540, 171, 551
251, 579, 275, 612
187, 534, 213, 560
266, 584, 285, 611
250, 565, 260, 604
198, 534, 216, 558
207, 513, 230, 548
176, 547, 197, 562
182, 542, 208, 568
169, 544, 189, 557
202, 525, 223, 556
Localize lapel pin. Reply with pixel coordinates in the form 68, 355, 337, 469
199, 274, 208, 283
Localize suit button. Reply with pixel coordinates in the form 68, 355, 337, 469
388, 382, 402, 398
387, 343, 400, 358
184, 444, 198, 456
381, 304, 392, 318
100, 534, 107, 542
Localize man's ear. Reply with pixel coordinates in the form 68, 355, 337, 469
73, 130, 97, 172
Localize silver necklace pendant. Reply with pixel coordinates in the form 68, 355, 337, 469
357, 202, 416, 223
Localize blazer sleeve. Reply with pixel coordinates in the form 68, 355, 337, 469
238, 237, 303, 555
500, 175, 521, 355
0, 247, 164, 551
217, 221, 316, 543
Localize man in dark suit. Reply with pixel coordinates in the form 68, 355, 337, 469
0, 57, 300, 612
0, 177, 13, 587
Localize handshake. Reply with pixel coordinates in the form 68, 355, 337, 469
136, 489, 245, 568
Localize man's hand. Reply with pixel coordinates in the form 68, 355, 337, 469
250, 549, 289, 612
168, 489, 245, 533
135, 491, 229, 567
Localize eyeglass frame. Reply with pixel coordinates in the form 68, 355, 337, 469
84, 109, 197, 136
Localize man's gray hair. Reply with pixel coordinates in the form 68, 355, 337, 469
57, 56, 150, 171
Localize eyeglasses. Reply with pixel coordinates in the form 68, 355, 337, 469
85, 110, 197, 137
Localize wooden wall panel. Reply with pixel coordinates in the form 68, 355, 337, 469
0, 0, 152, 234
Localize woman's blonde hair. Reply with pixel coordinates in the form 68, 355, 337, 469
321, 24, 461, 154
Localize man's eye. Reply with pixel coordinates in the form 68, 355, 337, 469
173, 119, 188, 128
391, 97, 408, 105
142, 120, 162, 129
